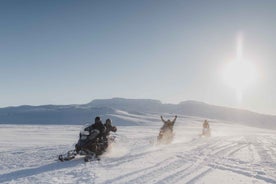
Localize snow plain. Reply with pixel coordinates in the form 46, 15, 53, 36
0, 117, 276, 184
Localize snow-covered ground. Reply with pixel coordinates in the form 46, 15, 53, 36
0, 119, 276, 184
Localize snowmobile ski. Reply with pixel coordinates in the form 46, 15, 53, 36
58, 150, 77, 162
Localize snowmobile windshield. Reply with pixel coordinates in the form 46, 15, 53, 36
80, 123, 91, 132
79, 123, 92, 140
79, 123, 101, 141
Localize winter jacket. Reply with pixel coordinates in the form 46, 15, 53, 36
161, 116, 177, 132
85, 121, 106, 138
104, 123, 117, 136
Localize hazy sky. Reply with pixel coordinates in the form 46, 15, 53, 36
1, 0, 276, 115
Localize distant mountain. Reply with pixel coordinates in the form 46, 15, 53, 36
0, 98, 275, 129
86, 98, 163, 114
0, 105, 115, 125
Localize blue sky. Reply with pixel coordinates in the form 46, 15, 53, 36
1, 0, 276, 115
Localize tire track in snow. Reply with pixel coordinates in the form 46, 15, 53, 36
103, 148, 162, 168
175, 137, 264, 183
255, 137, 274, 163
102, 135, 275, 184
208, 162, 276, 184
102, 138, 227, 183
185, 168, 213, 184
153, 139, 245, 183
207, 136, 276, 184
102, 156, 190, 184
151, 139, 245, 184
259, 137, 276, 162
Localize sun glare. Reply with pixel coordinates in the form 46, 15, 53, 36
222, 33, 259, 100
223, 59, 258, 91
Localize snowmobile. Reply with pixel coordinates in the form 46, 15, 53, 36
157, 127, 174, 144
58, 127, 111, 162
155, 115, 177, 145
201, 127, 211, 137
201, 120, 211, 137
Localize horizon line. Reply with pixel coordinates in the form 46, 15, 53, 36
1, 97, 275, 117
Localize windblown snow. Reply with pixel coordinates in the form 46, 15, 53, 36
0, 116, 276, 184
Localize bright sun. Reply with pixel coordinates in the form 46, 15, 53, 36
222, 59, 258, 92
222, 34, 259, 100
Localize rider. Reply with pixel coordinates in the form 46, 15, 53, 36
104, 118, 117, 137
89, 116, 106, 139
202, 120, 211, 136
203, 120, 209, 128
160, 115, 177, 132
75, 116, 106, 153
158, 115, 177, 143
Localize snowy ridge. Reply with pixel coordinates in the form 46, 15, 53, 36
0, 116, 275, 183
1, 98, 276, 130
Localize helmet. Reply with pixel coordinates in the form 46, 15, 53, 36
106, 118, 112, 126
95, 116, 101, 122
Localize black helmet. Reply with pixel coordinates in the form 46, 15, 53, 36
106, 118, 112, 125
95, 116, 101, 122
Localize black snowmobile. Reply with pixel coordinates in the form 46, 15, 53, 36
58, 126, 110, 162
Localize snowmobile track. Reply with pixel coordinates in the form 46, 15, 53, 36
1, 124, 276, 184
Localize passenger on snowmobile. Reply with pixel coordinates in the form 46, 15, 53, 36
157, 115, 177, 144
202, 120, 211, 137
103, 118, 117, 150
104, 118, 117, 137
